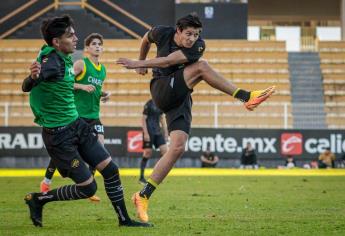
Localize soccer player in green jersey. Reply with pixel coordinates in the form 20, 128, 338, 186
22, 15, 151, 228
39, 33, 110, 203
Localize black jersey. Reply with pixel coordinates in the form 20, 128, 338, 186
202, 152, 216, 161
143, 99, 163, 135
148, 25, 205, 77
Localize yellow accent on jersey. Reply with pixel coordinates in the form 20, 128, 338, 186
75, 62, 86, 81
89, 57, 102, 71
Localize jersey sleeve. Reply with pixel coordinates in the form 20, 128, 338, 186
180, 39, 206, 63
39, 52, 65, 82
148, 26, 172, 45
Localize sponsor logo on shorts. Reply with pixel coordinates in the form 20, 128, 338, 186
281, 133, 303, 155
127, 131, 143, 153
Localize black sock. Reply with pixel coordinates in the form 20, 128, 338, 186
233, 89, 250, 102
34, 180, 97, 205
100, 161, 131, 223
45, 160, 56, 180
139, 180, 156, 199
140, 157, 149, 179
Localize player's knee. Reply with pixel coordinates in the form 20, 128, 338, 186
77, 179, 97, 198
100, 160, 119, 178
196, 60, 209, 73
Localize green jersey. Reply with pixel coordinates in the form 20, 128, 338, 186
29, 45, 78, 128
74, 57, 106, 119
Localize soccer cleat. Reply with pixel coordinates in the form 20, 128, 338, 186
244, 86, 275, 111
119, 219, 153, 227
88, 195, 101, 203
40, 181, 51, 193
132, 192, 149, 223
138, 177, 147, 185
24, 193, 43, 227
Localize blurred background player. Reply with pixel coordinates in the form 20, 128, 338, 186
240, 143, 258, 169
117, 13, 275, 223
139, 99, 168, 184
200, 146, 219, 168
22, 15, 151, 227
318, 148, 336, 168
39, 33, 111, 203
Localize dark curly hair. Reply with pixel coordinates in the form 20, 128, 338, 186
176, 12, 202, 31
40, 15, 74, 46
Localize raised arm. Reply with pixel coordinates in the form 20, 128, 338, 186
139, 32, 151, 61
22, 61, 41, 92
135, 32, 152, 75
117, 50, 188, 69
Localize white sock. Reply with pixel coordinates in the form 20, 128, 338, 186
43, 177, 52, 185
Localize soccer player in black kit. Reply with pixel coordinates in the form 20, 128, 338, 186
117, 13, 275, 223
139, 99, 168, 184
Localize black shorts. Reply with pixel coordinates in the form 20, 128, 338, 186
142, 132, 166, 149
42, 118, 110, 183
150, 69, 193, 134
81, 117, 104, 135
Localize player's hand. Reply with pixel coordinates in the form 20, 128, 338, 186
82, 84, 96, 93
30, 61, 41, 80
135, 68, 147, 75
101, 91, 111, 103
116, 58, 139, 69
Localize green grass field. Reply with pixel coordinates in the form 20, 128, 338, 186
1, 171, 345, 235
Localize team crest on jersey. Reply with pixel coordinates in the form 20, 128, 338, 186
71, 159, 80, 168
198, 46, 204, 52
68, 67, 75, 76
42, 57, 48, 63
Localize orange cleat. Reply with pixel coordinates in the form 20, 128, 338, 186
131, 192, 149, 223
88, 195, 101, 203
244, 86, 275, 111
40, 181, 51, 193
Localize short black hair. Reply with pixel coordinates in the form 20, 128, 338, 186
84, 33, 104, 47
40, 15, 74, 46
176, 12, 202, 31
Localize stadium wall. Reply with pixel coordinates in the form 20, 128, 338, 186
0, 0, 54, 36
1, 127, 344, 168
175, 2, 247, 39
1, 0, 247, 40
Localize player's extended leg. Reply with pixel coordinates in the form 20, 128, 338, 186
77, 121, 152, 227
88, 133, 105, 202
40, 159, 56, 192
95, 157, 152, 227
25, 161, 98, 227
183, 60, 275, 110
132, 130, 188, 222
